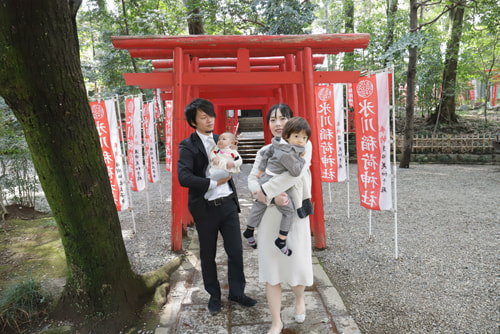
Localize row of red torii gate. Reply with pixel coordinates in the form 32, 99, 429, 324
111, 34, 371, 251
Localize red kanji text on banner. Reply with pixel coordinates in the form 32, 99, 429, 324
90, 100, 129, 211
353, 72, 392, 211
143, 102, 160, 183
164, 101, 173, 172
125, 97, 145, 191
315, 84, 347, 182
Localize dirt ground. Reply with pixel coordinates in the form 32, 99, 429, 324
2, 204, 49, 221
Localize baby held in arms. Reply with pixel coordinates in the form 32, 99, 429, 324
205, 132, 242, 198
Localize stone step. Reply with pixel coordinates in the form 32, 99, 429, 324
238, 117, 263, 132
237, 136, 265, 165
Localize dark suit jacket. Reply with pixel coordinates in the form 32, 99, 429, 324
178, 132, 240, 220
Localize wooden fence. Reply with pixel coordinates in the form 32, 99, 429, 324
396, 133, 496, 154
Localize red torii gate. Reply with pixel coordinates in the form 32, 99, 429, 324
111, 34, 370, 251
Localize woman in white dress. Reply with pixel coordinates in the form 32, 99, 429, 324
247, 104, 313, 334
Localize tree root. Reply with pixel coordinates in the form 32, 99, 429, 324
140, 255, 183, 289
139, 255, 184, 311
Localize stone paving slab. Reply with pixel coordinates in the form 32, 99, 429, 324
157, 225, 360, 334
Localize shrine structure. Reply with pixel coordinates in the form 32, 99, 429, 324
111, 34, 370, 251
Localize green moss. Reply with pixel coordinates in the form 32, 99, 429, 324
0, 217, 66, 292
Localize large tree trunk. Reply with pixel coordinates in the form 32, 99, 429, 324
482, 55, 497, 124
0, 1, 178, 330
431, 1, 466, 125
399, 0, 418, 168
183, 0, 204, 35
383, 0, 398, 67
343, 0, 355, 70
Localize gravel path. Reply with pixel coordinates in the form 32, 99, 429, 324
119, 163, 499, 333
318, 164, 498, 333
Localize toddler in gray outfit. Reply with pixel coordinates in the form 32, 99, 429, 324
244, 117, 311, 256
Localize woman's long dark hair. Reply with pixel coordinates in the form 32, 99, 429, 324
266, 103, 293, 124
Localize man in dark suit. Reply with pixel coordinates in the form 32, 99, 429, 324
177, 98, 256, 314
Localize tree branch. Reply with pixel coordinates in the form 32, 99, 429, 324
242, 16, 267, 29
68, 0, 82, 18
419, 0, 443, 7
410, 2, 459, 32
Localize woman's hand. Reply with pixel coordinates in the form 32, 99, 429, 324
254, 190, 267, 204
273, 192, 289, 206
253, 190, 289, 206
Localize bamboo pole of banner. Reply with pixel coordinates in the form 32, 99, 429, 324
368, 210, 373, 238
116, 94, 137, 234
327, 84, 332, 203
145, 180, 150, 215
344, 83, 351, 219
391, 65, 399, 259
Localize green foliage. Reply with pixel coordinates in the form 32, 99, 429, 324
414, 23, 448, 116
0, 99, 25, 156
0, 99, 39, 208
251, 0, 317, 35
456, 0, 499, 105
76, 0, 318, 97
358, 6, 390, 69
0, 272, 50, 332
73, 0, 498, 119
77, 0, 187, 99
469, 0, 500, 34
199, 0, 255, 35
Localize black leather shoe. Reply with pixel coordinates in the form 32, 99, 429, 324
228, 294, 257, 307
208, 296, 221, 314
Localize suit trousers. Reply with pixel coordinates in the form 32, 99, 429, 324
194, 198, 245, 299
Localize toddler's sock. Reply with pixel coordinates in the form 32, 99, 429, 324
275, 237, 292, 256
243, 228, 257, 249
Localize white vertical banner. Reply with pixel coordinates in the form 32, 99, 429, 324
164, 101, 173, 171
333, 84, 347, 182
90, 100, 122, 211
472, 79, 478, 103
105, 99, 129, 211
315, 84, 346, 183
125, 96, 145, 192
143, 102, 160, 183
347, 82, 354, 108
376, 73, 392, 210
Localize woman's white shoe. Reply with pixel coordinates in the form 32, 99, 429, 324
267, 321, 283, 334
294, 312, 306, 323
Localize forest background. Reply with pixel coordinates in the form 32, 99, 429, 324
2, 0, 499, 175
0, 0, 498, 332
71, 0, 500, 167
